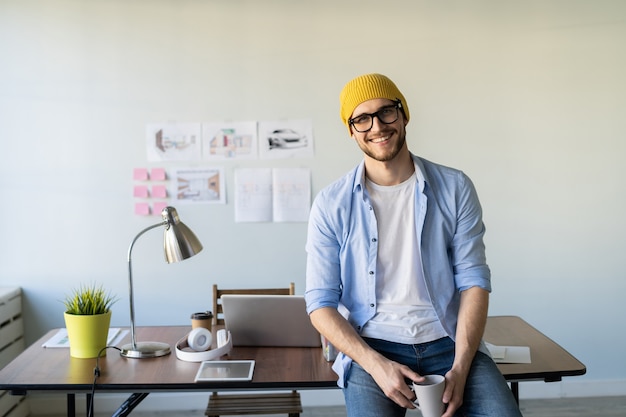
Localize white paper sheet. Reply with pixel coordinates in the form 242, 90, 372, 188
42, 328, 128, 348
485, 342, 532, 364
235, 168, 273, 222
272, 168, 311, 222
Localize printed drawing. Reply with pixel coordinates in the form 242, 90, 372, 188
172, 168, 226, 205
258, 119, 314, 159
146, 123, 202, 162
202, 121, 258, 160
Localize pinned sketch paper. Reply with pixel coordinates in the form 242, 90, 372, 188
485, 342, 531, 364
258, 119, 314, 159
272, 168, 311, 222
172, 168, 226, 204
202, 121, 258, 160
234, 168, 310, 222
235, 168, 273, 222
146, 123, 202, 162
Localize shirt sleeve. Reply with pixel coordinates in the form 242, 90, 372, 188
451, 172, 491, 292
304, 189, 343, 313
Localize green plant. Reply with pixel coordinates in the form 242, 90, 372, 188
63, 283, 118, 315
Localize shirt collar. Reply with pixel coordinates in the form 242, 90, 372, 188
353, 153, 427, 193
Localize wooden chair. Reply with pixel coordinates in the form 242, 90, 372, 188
205, 282, 302, 417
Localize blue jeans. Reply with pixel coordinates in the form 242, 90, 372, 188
343, 337, 522, 417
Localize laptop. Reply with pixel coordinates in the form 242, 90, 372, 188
221, 294, 321, 347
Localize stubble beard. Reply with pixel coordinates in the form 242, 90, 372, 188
359, 128, 407, 163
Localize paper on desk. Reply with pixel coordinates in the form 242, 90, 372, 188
42, 328, 128, 348
485, 342, 531, 364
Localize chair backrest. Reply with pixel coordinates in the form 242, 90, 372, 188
212, 282, 295, 326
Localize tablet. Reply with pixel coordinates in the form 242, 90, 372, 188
194, 360, 255, 382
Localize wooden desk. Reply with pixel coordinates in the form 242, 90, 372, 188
484, 316, 586, 402
0, 326, 337, 416
0, 317, 586, 415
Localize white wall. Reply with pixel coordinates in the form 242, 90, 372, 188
1, 0, 625, 407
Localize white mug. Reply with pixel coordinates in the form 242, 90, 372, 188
412, 374, 446, 417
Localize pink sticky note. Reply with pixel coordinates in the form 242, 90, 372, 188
153, 202, 168, 215
151, 168, 166, 181
133, 185, 149, 198
151, 185, 167, 198
133, 168, 149, 181
134, 202, 150, 216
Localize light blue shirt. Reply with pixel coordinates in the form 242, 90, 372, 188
304, 154, 491, 386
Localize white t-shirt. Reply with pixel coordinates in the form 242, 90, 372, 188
361, 173, 447, 344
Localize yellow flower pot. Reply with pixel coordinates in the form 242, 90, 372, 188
63, 311, 112, 358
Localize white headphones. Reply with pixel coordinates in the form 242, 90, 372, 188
175, 327, 233, 362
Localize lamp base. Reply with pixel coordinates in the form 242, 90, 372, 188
120, 341, 171, 358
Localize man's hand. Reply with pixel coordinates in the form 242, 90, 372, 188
441, 367, 468, 416
366, 355, 424, 409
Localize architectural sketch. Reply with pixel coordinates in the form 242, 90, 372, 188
202, 121, 258, 160
146, 123, 202, 162
172, 168, 226, 204
234, 167, 310, 222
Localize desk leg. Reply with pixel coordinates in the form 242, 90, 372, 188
67, 394, 75, 417
511, 382, 519, 405
87, 394, 92, 417
65, 392, 148, 417
111, 393, 150, 417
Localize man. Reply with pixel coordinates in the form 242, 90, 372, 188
304, 73, 521, 417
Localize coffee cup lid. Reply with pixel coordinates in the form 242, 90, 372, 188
191, 311, 213, 320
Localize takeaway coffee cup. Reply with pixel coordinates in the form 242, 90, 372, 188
190, 311, 213, 332
412, 374, 446, 417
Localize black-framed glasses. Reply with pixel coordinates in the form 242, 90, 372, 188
349, 100, 403, 133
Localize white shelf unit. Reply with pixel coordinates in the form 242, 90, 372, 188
0, 287, 29, 417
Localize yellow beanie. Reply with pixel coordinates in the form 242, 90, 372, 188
339, 73, 410, 133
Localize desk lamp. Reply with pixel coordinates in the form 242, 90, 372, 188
121, 206, 203, 358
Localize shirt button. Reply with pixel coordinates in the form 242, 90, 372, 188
370, 303, 375, 308
371, 238, 377, 242
369, 271, 374, 275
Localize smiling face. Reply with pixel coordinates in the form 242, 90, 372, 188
350, 98, 409, 164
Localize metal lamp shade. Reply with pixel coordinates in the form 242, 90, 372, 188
162, 207, 203, 263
